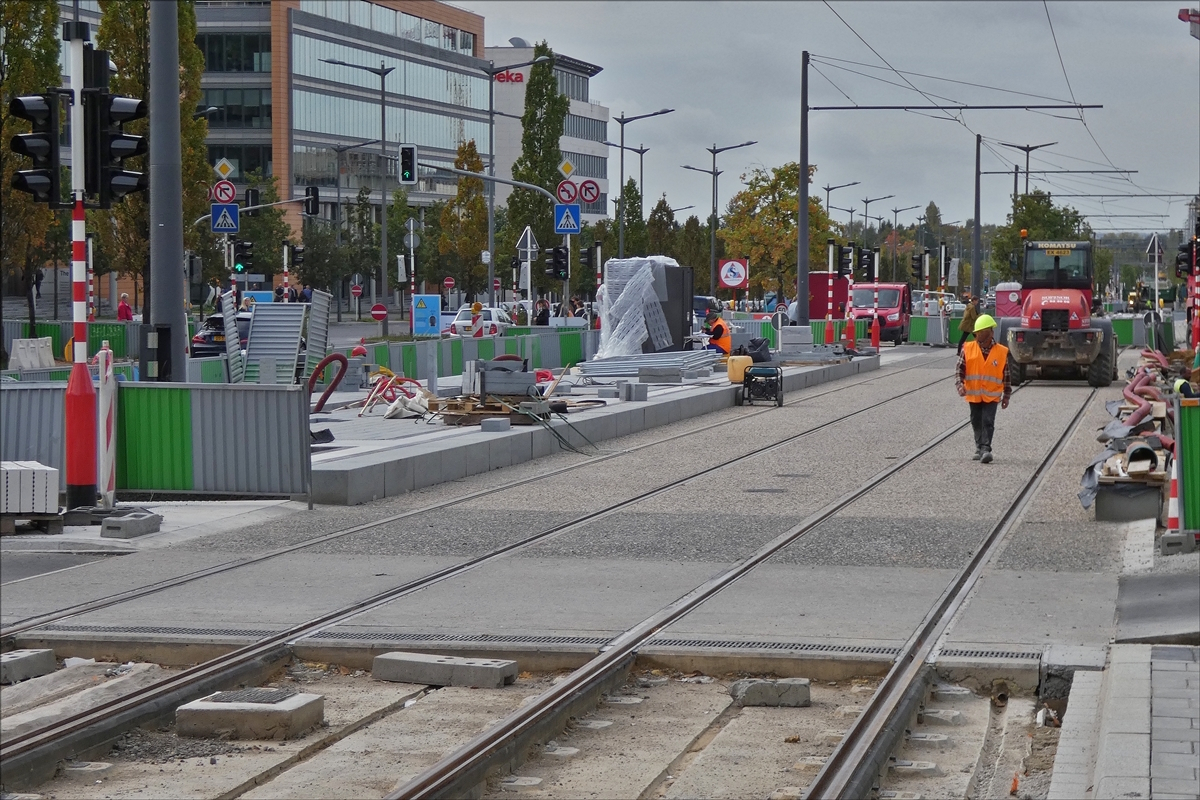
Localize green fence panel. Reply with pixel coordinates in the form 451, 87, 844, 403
559, 332, 583, 366
34, 323, 64, 355
1180, 401, 1200, 528
1111, 318, 1133, 347
89, 323, 128, 357
476, 338, 496, 361
529, 335, 542, 368
449, 338, 463, 375
947, 316, 964, 344
504, 337, 520, 356
401, 343, 418, 378
372, 344, 388, 366
910, 316, 929, 343
506, 327, 532, 337
116, 386, 193, 490
200, 360, 226, 383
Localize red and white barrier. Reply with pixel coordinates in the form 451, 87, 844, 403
97, 341, 117, 508
1167, 454, 1180, 532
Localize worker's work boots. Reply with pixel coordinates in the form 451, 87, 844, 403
973, 447, 982, 461
980, 447, 993, 464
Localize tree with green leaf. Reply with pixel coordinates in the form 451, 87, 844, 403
618, 178, 648, 257
647, 195, 675, 257
0, 0, 60, 333
299, 216, 344, 296
719, 162, 835, 301
236, 169, 292, 279
93, 0, 209, 312
438, 139, 487, 299
675, 215, 710, 292
988, 190, 1089, 280
348, 185, 378, 284
506, 41, 568, 295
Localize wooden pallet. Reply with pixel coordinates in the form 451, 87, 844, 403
1, 512, 65, 536
438, 396, 548, 427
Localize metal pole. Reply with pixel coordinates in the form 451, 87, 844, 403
487, 61, 496, 308
797, 51, 810, 324
378, 64, 389, 336
282, 240, 290, 302
335, 148, 342, 322
972, 133, 982, 298
639, 145, 645, 202
149, 0, 187, 378
710, 146, 718, 296
1025, 150, 1031, 195
618, 114, 626, 258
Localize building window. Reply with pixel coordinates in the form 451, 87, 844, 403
459, 30, 474, 56
202, 88, 272, 128
399, 13, 421, 41
563, 113, 606, 143
197, 33, 270, 73
581, 192, 608, 216
207, 145, 272, 179
560, 150, 606, 180
554, 69, 588, 103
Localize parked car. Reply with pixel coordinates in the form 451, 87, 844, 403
447, 306, 513, 337
191, 313, 250, 358
849, 283, 913, 344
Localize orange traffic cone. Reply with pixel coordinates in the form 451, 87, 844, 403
824, 317, 835, 344
870, 315, 881, 349
842, 318, 856, 349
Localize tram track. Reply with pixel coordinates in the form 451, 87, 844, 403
386, 385, 1097, 799
1, 354, 952, 642
0, 357, 960, 786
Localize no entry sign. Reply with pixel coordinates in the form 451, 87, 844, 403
443, 276, 456, 289
350, 284, 363, 298
371, 303, 387, 321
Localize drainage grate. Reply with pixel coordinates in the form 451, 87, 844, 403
37, 624, 285, 638
209, 687, 297, 704
940, 648, 1041, 661
649, 638, 902, 655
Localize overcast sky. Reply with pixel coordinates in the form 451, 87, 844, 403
460, 1, 1199, 236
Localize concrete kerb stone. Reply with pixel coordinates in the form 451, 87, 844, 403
372, 651, 518, 688
100, 510, 163, 539
729, 677, 812, 707
308, 356, 880, 504
176, 691, 324, 740
0, 649, 56, 684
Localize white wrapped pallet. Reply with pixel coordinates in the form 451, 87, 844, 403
1, 461, 59, 514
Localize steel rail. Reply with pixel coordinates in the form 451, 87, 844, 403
807, 388, 1096, 799
389, 395, 988, 798
1, 355, 951, 641
0, 370, 954, 767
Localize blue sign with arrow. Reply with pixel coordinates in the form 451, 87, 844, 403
554, 203, 581, 235
211, 203, 240, 234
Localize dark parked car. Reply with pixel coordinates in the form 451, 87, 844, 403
190, 313, 250, 358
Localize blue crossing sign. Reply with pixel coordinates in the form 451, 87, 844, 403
211, 203, 240, 233
554, 203, 581, 235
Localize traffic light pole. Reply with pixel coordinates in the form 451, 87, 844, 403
64, 16, 97, 509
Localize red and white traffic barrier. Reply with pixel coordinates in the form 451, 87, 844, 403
96, 340, 116, 508
1167, 454, 1180, 532
65, 196, 97, 509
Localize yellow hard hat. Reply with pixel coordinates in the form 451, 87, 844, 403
974, 314, 997, 332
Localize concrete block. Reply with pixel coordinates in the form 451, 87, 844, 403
596, 387, 620, 398
1160, 531, 1197, 555
1094, 775, 1149, 799
61, 762, 114, 781
629, 383, 648, 401
1095, 484, 1162, 522
488, 436, 513, 469
481, 417, 511, 432
920, 708, 965, 725
441, 446, 467, 482
372, 651, 517, 688
176, 689, 324, 740
1, 649, 56, 684
729, 678, 811, 707
889, 760, 941, 776
683, 370, 700, 379
100, 510, 162, 539
384, 458, 414, 496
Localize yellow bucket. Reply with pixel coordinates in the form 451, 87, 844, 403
727, 355, 752, 384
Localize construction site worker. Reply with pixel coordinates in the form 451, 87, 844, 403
704, 311, 731, 354
956, 314, 1011, 464
957, 296, 979, 355
1174, 377, 1198, 398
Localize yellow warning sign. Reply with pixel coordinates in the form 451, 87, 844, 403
416, 298, 427, 309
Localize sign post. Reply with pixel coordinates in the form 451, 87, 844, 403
350, 273, 363, 321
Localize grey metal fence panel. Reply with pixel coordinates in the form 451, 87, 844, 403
461, 338, 479, 364
414, 340, 434, 380
303, 290, 332, 378
583, 329, 600, 361
245, 303, 305, 384
222, 291, 244, 383
0, 383, 67, 490
540, 334, 560, 370
3, 319, 26, 358
190, 383, 309, 494
439, 339, 452, 377
126, 321, 140, 359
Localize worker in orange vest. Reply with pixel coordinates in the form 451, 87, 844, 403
703, 311, 731, 355
955, 314, 1011, 464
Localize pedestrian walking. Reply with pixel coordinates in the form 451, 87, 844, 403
34, 268, 44, 299
955, 314, 1011, 464
117, 293, 133, 321
957, 295, 979, 355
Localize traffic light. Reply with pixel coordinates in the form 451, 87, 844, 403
398, 144, 417, 185
910, 253, 922, 283
578, 243, 596, 271
1179, 239, 1197, 280
858, 248, 873, 281
244, 187, 260, 217
290, 243, 304, 268
234, 240, 253, 273
91, 93, 148, 207
8, 94, 61, 205
545, 246, 568, 280
838, 245, 854, 277
304, 185, 319, 216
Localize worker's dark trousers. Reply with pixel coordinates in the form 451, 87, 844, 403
969, 401, 998, 451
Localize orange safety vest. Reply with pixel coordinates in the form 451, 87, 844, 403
709, 320, 731, 354
963, 340, 1008, 404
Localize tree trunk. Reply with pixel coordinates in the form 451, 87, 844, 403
24, 255, 37, 332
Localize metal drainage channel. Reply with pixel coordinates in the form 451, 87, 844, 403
1, 354, 952, 643
388, 387, 1094, 799
0, 369, 954, 785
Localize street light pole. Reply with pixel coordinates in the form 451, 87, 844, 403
861, 194, 894, 247
890, 204, 919, 281
997, 140, 1057, 195
682, 139, 755, 295
822, 180, 859, 212
830, 205, 856, 240
615, 108, 673, 258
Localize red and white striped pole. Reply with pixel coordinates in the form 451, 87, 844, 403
826, 239, 836, 344
86, 233, 95, 321
65, 24, 96, 509
282, 240, 290, 302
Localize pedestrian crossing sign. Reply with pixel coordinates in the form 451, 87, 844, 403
554, 203, 580, 234
211, 203, 239, 233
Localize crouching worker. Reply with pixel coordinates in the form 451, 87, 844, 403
704, 311, 731, 355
